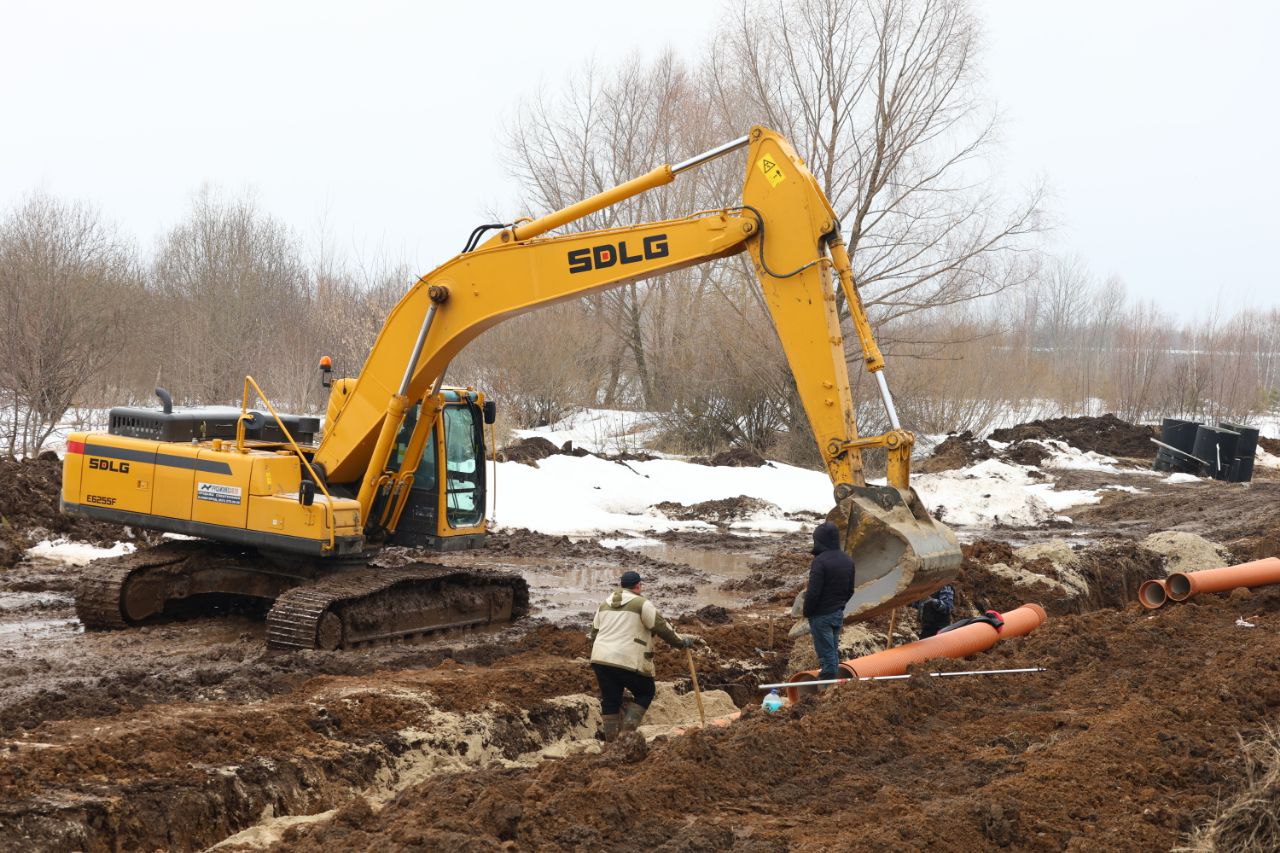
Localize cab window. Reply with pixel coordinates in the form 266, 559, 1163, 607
392, 405, 436, 490
444, 403, 484, 527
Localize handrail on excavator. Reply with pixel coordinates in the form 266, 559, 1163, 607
239, 375, 338, 552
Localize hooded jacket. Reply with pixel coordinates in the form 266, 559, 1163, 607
589, 588, 683, 676
803, 521, 855, 618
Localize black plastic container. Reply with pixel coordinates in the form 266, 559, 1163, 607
1230, 457, 1255, 483
1161, 418, 1200, 453
1191, 425, 1230, 478
1220, 421, 1260, 460
1154, 418, 1203, 473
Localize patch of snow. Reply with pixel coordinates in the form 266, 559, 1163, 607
1256, 448, 1280, 470
728, 516, 806, 534
1038, 439, 1122, 473
28, 539, 135, 566
911, 458, 1099, 527
514, 409, 659, 455
1102, 485, 1147, 494
1165, 472, 1201, 484
597, 536, 662, 549
489, 454, 829, 537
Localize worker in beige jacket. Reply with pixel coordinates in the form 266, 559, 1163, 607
589, 570, 694, 741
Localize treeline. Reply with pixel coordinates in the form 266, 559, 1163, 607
0, 189, 406, 456
887, 262, 1280, 437
2, 0, 1275, 461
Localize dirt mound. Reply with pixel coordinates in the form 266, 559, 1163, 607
496, 437, 653, 467
1141, 530, 1229, 573
691, 447, 768, 467
496, 436, 561, 465
918, 431, 1049, 473
989, 413, 1158, 459
269, 587, 1280, 851
915, 431, 996, 473
0, 456, 150, 566
654, 496, 778, 524
956, 537, 1164, 616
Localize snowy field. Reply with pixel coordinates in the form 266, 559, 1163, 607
488, 411, 1169, 536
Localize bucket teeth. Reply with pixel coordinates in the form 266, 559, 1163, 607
792, 485, 961, 626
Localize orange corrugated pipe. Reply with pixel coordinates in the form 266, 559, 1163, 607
785, 603, 1046, 703
1165, 557, 1280, 602
1138, 579, 1168, 609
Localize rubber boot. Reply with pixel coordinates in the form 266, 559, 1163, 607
620, 702, 646, 734
601, 713, 621, 742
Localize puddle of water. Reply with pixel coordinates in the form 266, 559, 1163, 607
517, 540, 778, 619
631, 542, 765, 577
0, 591, 72, 611
0, 618, 81, 640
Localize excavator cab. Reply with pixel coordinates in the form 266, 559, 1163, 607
384, 391, 490, 551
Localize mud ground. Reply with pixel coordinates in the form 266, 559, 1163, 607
1, 420, 1278, 851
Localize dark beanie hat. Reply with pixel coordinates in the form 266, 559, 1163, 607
620, 571, 642, 589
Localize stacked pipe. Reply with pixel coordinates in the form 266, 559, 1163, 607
1138, 558, 1280, 609
1152, 418, 1260, 482
785, 603, 1047, 703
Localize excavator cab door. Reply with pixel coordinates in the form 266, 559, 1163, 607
442, 402, 485, 529
385, 398, 488, 550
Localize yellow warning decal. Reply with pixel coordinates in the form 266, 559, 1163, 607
759, 155, 785, 187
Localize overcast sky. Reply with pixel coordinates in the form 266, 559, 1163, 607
2, 1, 1276, 316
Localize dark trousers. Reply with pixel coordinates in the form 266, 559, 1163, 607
920, 609, 951, 639
592, 663, 657, 715
809, 609, 845, 679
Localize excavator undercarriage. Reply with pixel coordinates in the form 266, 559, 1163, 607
75, 540, 528, 650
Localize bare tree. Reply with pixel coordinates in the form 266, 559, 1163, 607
0, 192, 138, 456
710, 0, 1044, 329
151, 188, 309, 406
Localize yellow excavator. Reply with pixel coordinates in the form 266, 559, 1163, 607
60, 126, 961, 650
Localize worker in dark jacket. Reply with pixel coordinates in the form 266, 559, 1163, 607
804, 521, 855, 680
912, 584, 955, 638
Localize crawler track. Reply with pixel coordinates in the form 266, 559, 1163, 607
74, 541, 212, 630
266, 565, 530, 650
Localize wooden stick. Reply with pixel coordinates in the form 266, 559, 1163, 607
885, 608, 898, 650
686, 647, 706, 728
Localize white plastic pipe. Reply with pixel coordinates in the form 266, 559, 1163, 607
758, 667, 1046, 691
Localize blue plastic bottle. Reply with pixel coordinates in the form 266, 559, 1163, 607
762, 689, 785, 713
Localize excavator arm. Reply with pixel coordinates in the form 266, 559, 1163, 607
318, 128, 874, 494
316, 126, 959, 620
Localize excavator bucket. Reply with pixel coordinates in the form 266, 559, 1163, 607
790, 484, 961, 634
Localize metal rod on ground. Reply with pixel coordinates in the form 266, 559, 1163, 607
885, 608, 898, 650
757, 667, 1047, 691
686, 647, 706, 728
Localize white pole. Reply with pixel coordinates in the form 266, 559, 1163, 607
758, 667, 1046, 691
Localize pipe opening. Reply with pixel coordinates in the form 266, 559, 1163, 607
1166, 573, 1193, 601
1138, 580, 1167, 609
